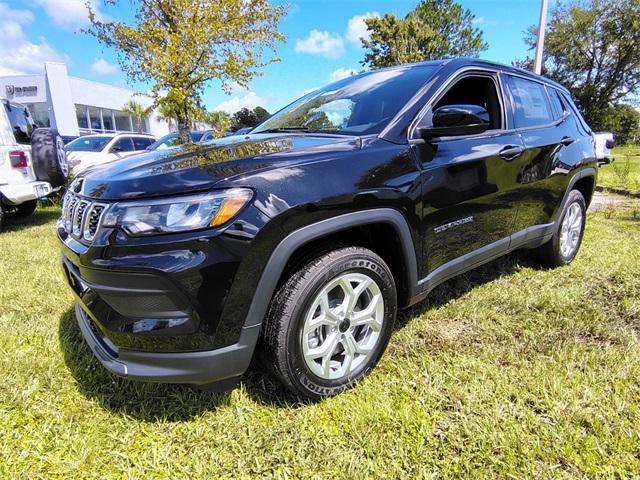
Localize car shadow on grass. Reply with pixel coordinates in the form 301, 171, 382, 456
58, 251, 543, 419
3, 208, 60, 232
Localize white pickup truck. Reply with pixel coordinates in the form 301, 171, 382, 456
594, 132, 616, 166
0, 99, 68, 231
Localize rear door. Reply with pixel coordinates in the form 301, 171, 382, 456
503, 75, 575, 233
411, 70, 525, 279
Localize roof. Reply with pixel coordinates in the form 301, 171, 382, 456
376, 57, 570, 93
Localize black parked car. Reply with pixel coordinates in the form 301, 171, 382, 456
58, 58, 597, 399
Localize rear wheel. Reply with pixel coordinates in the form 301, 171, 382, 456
262, 246, 397, 400
533, 189, 586, 267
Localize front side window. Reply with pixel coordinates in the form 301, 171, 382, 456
506, 75, 554, 128
3, 101, 33, 144
430, 74, 502, 130
66, 136, 112, 152
253, 65, 438, 136
111, 137, 135, 152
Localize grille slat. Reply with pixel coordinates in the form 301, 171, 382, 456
61, 192, 108, 242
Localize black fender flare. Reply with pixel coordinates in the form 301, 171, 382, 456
242, 208, 418, 330
553, 167, 597, 223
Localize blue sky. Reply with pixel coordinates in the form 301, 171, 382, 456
1, 0, 542, 113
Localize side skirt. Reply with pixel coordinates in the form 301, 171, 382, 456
408, 223, 554, 306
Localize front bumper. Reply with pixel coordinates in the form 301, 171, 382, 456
74, 301, 259, 386
0, 180, 52, 204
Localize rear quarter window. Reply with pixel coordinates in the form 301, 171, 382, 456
506, 76, 554, 128
3, 101, 33, 144
547, 88, 568, 120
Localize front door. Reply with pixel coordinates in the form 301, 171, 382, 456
410, 72, 524, 281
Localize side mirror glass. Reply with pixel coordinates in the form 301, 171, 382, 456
418, 104, 490, 139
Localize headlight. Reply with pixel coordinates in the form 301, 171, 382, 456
102, 188, 252, 236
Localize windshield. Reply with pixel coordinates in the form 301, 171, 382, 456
3, 101, 33, 144
253, 65, 438, 136
66, 136, 112, 152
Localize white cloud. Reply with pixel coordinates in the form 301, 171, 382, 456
328, 67, 357, 83
345, 12, 380, 45
214, 91, 268, 114
0, 5, 68, 75
295, 30, 345, 59
0, 3, 34, 23
32, 0, 103, 29
90, 58, 118, 75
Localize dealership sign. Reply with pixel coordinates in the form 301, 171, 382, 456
5, 85, 37, 97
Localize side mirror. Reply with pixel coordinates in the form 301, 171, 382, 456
110, 146, 123, 153
417, 104, 490, 139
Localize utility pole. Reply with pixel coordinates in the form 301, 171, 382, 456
534, 0, 549, 74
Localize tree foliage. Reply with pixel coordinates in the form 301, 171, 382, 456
597, 104, 640, 145
522, 0, 640, 127
86, 0, 286, 140
361, 0, 487, 69
121, 100, 152, 132
232, 106, 271, 129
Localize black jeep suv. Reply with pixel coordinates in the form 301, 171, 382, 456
58, 59, 597, 399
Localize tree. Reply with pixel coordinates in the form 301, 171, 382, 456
86, 0, 286, 141
521, 0, 640, 127
361, 0, 487, 69
253, 106, 271, 123
121, 100, 152, 132
202, 110, 232, 137
232, 106, 271, 129
597, 104, 640, 145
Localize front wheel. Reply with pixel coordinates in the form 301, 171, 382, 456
533, 189, 586, 267
262, 246, 397, 400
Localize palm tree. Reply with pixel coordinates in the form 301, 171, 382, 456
156, 102, 177, 131
122, 100, 152, 132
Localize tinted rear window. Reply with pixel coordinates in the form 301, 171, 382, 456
506, 75, 554, 128
4, 102, 33, 144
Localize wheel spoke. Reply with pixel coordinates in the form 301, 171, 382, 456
352, 293, 383, 331
304, 332, 339, 361
341, 334, 357, 375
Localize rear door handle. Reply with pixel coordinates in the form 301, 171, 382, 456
499, 145, 525, 161
560, 136, 575, 146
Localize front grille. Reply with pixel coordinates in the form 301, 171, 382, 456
61, 191, 108, 242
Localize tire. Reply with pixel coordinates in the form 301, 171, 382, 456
533, 189, 586, 267
12, 200, 37, 217
31, 128, 68, 188
0, 204, 4, 233
262, 246, 397, 400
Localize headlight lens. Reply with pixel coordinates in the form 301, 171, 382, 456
102, 188, 252, 236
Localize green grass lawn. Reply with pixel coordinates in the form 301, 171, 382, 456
598, 145, 640, 194
1, 205, 640, 478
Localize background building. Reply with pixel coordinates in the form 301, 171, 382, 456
0, 62, 170, 138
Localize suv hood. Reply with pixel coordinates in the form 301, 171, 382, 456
76, 133, 361, 200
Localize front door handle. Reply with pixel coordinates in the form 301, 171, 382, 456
560, 136, 575, 146
499, 145, 525, 161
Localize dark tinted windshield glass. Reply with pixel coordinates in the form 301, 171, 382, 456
66, 136, 112, 152
4, 102, 33, 144
253, 65, 438, 136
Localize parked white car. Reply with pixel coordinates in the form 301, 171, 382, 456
66, 133, 156, 175
594, 132, 616, 166
0, 99, 66, 231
